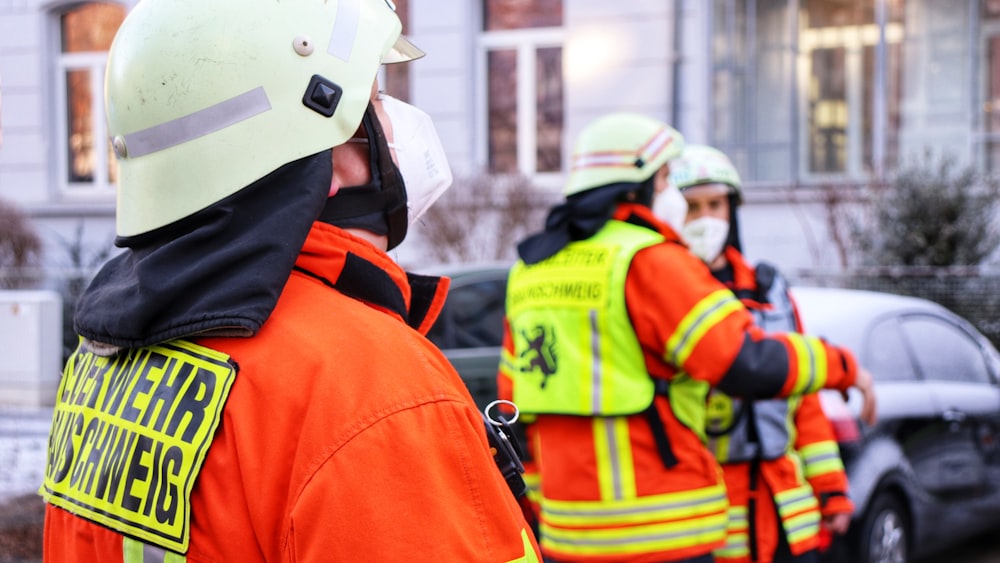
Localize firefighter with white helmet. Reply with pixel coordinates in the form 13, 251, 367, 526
674, 145, 856, 563
500, 114, 875, 562
670, 144, 744, 267
40, 1, 541, 560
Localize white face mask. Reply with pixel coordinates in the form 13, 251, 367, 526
651, 184, 689, 233
378, 94, 453, 224
681, 216, 730, 263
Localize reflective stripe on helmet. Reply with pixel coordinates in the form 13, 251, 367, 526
329, 0, 361, 61
571, 127, 678, 171
118, 87, 271, 159
563, 113, 684, 197
671, 144, 743, 202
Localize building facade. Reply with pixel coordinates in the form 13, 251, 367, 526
0, 0, 996, 279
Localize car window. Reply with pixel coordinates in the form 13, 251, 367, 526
864, 317, 919, 382
899, 314, 991, 384
427, 278, 507, 350
984, 343, 1000, 384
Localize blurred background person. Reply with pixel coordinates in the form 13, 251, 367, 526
672, 144, 854, 563
499, 112, 874, 563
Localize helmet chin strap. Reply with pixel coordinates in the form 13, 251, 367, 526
318, 103, 409, 249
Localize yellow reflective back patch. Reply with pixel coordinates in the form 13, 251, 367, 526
40, 340, 237, 553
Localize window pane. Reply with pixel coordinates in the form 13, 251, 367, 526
808, 48, 847, 173
985, 0, 1000, 19
902, 316, 992, 384
715, 0, 902, 182
805, 0, 873, 28
713, 0, 748, 65
484, 0, 562, 31
754, 0, 794, 180
863, 45, 875, 172
61, 3, 125, 53
864, 318, 917, 382
66, 70, 94, 183
711, 0, 749, 147
535, 47, 563, 173
711, 0, 794, 183
860, 36, 902, 174
986, 36, 1000, 171
712, 69, 746, 146
884, 41, 903, 171
801, 0, 901, 177
488, 49, 518, 174
383, 0, 410, 101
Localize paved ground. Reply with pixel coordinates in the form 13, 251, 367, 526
0, 406, 51, 563
0, 407, 51, 502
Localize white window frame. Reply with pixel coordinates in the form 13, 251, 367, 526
796, 17, 903, 181
476, 27, 565, 186
50, 1, 127, 200
55, 50, 114, 197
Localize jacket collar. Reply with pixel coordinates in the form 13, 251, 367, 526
293, 222, 450, 335
723, 246, 757, 292
610, 203, 686, 244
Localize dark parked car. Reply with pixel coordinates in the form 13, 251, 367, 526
423, 262, 512, 410
791, 287, 1000, 563
422, 264, 1000, 563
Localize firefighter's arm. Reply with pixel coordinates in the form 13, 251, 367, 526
626, 245, 876, 425
715, 329, 876, 425
793, 296, 876, 426
286, 399, 541, 562
794, 393, 855, 519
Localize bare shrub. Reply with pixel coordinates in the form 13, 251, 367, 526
807, 151, 1000, 346
854, 151, 1000, 267
816, 151, 1000, 269
0, 199, 42, 289
55, 222, 114, 361
416, 173, 556, 264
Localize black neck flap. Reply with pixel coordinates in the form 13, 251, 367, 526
318, 103, 409, 249
73, 151, 333, 349
517, 182, 645, 265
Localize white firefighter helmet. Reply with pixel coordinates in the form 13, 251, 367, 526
106, 0, 422, 237
564, 112, 684, 197
671, 144, 743, 203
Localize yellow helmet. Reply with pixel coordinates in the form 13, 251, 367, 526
106, 0, 421, 237
671, 144, 743, 203
564, 113, 684, 197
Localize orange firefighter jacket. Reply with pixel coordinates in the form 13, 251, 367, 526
497, 204, 858, 563
43, 222, 540, 563
708, 246, 854, 563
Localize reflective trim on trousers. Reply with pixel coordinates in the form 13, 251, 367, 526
799, 440, 846, 479
539, 485, 728, 558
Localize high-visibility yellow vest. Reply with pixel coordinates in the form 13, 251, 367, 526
502, 220, 662, 416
